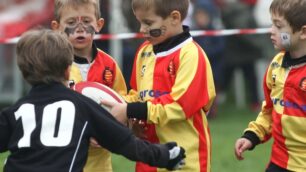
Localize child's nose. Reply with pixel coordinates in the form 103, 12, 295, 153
75, 23, 85, 32
139, 24, 147, 34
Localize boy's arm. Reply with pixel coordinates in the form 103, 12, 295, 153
84, 99, 185, 170
112, 64, 128, 96
122, 47, 142, 103
240, 63, 275, 149
123, 89, 140, 103
234, 63, 275, 160
127, 45, 216, 126
242, 104, 273, 148
0, 110, 10, 152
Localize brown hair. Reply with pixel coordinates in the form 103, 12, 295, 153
16, 29, 73, 85
132, 0, 189, 20
270, 0, 306, 32
54, 0, 101, 22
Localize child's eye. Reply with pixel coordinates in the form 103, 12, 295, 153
142, 20, 153, 26
272, 23, 281, 29
66, 20, 76, 26
82, 17, 92, 24
144, 22, 152, 26
83, 20, 91, 24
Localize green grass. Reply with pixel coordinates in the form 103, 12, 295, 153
208, 103, 272, 172
0, 102, 272, 172
0, 153, 7, 170
112, 102, 272, 172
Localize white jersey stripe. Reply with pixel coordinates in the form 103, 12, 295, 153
69, 122, 88, 172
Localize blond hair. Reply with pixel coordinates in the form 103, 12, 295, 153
132, 0, 189, 20
54, 0, 101, 21
17, 29, 73, 85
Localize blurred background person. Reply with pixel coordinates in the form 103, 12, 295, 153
95, 0, 110, 54
192, 0, 225, 118
0, 0, 53, 103
218, 0, 263, 111
183, 0, 195, 28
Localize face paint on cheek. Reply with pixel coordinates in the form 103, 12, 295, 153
64, 23, 96, 36
83, 25, 95, 35
149, 26, 166, 37
280, 32, 291, 50
64, 27, 77, 36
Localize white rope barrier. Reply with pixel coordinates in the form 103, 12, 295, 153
0, 28, 271, 44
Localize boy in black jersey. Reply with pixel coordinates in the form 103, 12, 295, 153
0, 29, 185, 172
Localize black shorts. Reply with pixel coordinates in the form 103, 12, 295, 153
266, 162, 292, 172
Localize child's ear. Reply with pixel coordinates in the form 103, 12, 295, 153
170, 10, 182, 25
300, 25, 306, 40
51, 20, 60, 30
64, 65, 71, 81
96, 18, 105, 32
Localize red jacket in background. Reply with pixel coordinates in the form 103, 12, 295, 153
241, 0, 257, 6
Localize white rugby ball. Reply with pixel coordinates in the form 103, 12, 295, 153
73, 81, 124, 111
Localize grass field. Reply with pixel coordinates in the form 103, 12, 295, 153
0, 102, 272, 172
111, 102, 273, 172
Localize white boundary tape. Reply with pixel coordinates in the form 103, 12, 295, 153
0, 28, 271, 44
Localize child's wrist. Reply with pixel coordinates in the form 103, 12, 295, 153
127, 102, 147, 120
241, 131, 260, 150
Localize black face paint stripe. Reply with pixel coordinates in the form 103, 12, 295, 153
148, 26, 166, 37
64, 27, 76, 36
64, 23, 95, 36
149, 29, 162, 37
84, 25, 95, 35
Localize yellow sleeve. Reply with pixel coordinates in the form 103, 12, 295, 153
123, 89, 140, 103
69, 63, 83, 83
244, 54, 283, 141
112, 64, 127, 96
246, 102, 273, 141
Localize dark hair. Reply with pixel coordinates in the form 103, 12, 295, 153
16, 29, 73, 85
270, 0, 306, 32
132, 0, 189, 20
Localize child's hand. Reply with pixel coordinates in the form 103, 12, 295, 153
90, 137, 101, 148
130, 119, 147, 139
100, 99, 128, 125
165, 142, 186, 171
234, 138, 252, 160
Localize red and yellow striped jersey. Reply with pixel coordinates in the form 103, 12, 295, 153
245, 51, 306, 171
70, 47, 127, 96
125, 29, 216, 172
69, 46, 127, 172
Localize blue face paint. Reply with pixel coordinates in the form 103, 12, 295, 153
280, 32, 291, 50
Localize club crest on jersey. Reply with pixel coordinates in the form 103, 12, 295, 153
167, 59, 176, 78
103, 67, 113, 86
300, 77, 306, 91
